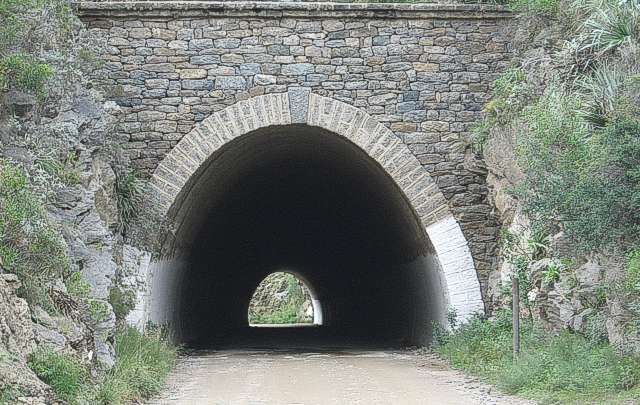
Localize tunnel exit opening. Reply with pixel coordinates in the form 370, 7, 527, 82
248, 271, 323, 327
149, 124, 449, 349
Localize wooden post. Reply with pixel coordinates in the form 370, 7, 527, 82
512, 275, 520, 359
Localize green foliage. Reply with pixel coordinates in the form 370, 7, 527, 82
436, 310, 514, 376
36, 153, 80, 186
0, 160, 70, 309
0, 386, 22, 405
508, 0, 559, 15
109, 286, 136, 322
471, 68, 536, 152
576, 63, 639, 127
435, 315, 640, 403
88, 300, 110, 323
627, 248, 640, 292
579, 0, 640, 55
499, 229, 553, 309
514, 84, 640, 252
115, 170, 145, 234
543, 260, 562, 283
93, 327, 177, 404
28, 348, 88, 403
29, 329, 176, 405
0, 0, 38, 49
66, 272, 91, 300
249, 273, 312, 325
0, 54, 53, 96
0, 0, 78, 100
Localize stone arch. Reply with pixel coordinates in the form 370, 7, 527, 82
147, 88, 484, 325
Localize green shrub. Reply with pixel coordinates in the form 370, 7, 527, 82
115, 170, 145, 234
66, 271, 92, 300
0, 160, 70, 308
627, 248, 640, 292
576, 63, 638, 127
514, 85, 640, 252
0, 384, 23, 405
471, 67, 537, 152
0, 54, 53, 96
109, 286, 136, 322
88, 300, 111, 323
0, 0, 78, 100
28, 348, 88, 403
96, 327, 177, 403
435, 315, 640, 403
36, 154, 80, 186
579, 0, 640, 55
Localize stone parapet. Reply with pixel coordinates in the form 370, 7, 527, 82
75, 1, 512, 20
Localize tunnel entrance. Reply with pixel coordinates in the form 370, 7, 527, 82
151, 124, 448, 349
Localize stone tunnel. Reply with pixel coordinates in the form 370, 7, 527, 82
76, 1, 513, 347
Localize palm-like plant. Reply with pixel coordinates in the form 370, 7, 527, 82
575, 63, 629, 126
580, 0, 640, 55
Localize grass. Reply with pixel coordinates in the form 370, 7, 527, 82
93, 326, 177, 404
28, 348, 89, 403
0, 160, 71, 309
434, 312, 640, 404
115, 169, 145, 234
28, 328, 177, 404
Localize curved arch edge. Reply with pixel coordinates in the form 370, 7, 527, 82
147, 90, 485, 327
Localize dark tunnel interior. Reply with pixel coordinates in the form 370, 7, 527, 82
157, 125, 446, 349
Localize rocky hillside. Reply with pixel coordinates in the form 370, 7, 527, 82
478, 0, 640, 352
0, 1, 175, 403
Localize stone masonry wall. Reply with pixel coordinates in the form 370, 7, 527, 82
78, 2, 512, 301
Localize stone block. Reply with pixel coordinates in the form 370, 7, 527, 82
179, 69, 208, 79
282, 63, 315, 76
215, 76, 247, 90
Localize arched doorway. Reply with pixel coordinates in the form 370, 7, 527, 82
146, 91, 483, 348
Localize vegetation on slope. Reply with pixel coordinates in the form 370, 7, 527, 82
440, 0, 640, 402
0, 0, 77, 99
0, 160, 70, 309
474, 0, 640, 254
434, 312, 640, 404
28, 327, 177, 405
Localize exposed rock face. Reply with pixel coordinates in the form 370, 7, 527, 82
0, 274, 59, 404
481, 18, 638, 351
120, 244, 153, 330
483, 118, 636, 349
248, 273, 313, 324
0, 274, 34, 358
0, 5, 139, 398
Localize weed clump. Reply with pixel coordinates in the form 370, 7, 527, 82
28, 348, 88, 403
0, 160, 70, 309
28, 328, 177, 404
95, 327, 177, 403
435, 313, 640, 403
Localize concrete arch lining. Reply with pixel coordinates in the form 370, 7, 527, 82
148, 89, 484, 332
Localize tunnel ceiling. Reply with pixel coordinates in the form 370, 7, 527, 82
165, 125, 445, 347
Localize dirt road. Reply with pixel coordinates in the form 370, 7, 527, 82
149, 350, 532, 405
